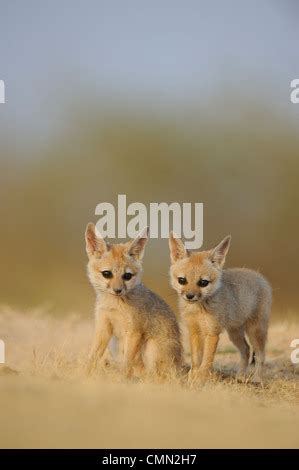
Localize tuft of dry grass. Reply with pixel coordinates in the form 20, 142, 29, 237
0, 307, 298, 448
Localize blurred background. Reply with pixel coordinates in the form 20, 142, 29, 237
0, 1, 299, 318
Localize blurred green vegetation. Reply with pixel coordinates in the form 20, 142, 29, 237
1, 91, 298, 317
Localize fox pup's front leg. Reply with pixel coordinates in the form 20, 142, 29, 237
187, 314, 220, 380
123, 331, 142, 378
87, 315, 113, 375
186, 317, 204, 370
199, 333, 219, 376
189, 331, 219, 381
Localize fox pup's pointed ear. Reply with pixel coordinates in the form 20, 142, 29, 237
209, 235, 231, 268
169, 232, 188, 263
85, 223, 108, 259
127, 226, 149, 260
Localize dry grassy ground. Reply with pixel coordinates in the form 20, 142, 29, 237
0, 307, 298, 449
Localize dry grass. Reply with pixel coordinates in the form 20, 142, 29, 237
0, 306, 298, 448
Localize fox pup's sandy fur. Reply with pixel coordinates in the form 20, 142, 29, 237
85, 223, 182, 378
169, 234, 272, 383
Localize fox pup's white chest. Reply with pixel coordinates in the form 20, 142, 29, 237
183, 302, 222, 336
96, 298, 136, 338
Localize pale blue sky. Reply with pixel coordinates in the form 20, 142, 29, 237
0, 0, 299, 141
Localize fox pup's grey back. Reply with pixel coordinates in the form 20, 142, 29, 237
85, 223, 182, 378
169, 234, 271, 383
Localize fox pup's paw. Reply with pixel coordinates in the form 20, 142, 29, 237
85, 355, 105, 377
85, 362, 95, 377
235, 368, 248, 383
122, 364, 134, 380
250, 372, 265, 387
188, 367, 210, 385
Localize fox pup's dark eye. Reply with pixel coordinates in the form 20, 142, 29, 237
123, 272, 133, 281
198, 279, 209, 287
178, 277, 187, 285
102, 271, 113, 279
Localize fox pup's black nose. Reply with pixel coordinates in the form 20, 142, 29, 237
186, 293, 195, 300
113, 288, 123, 295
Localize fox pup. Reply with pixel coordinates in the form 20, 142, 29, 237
169, 233, 272, 383
85, 223, 182, 378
